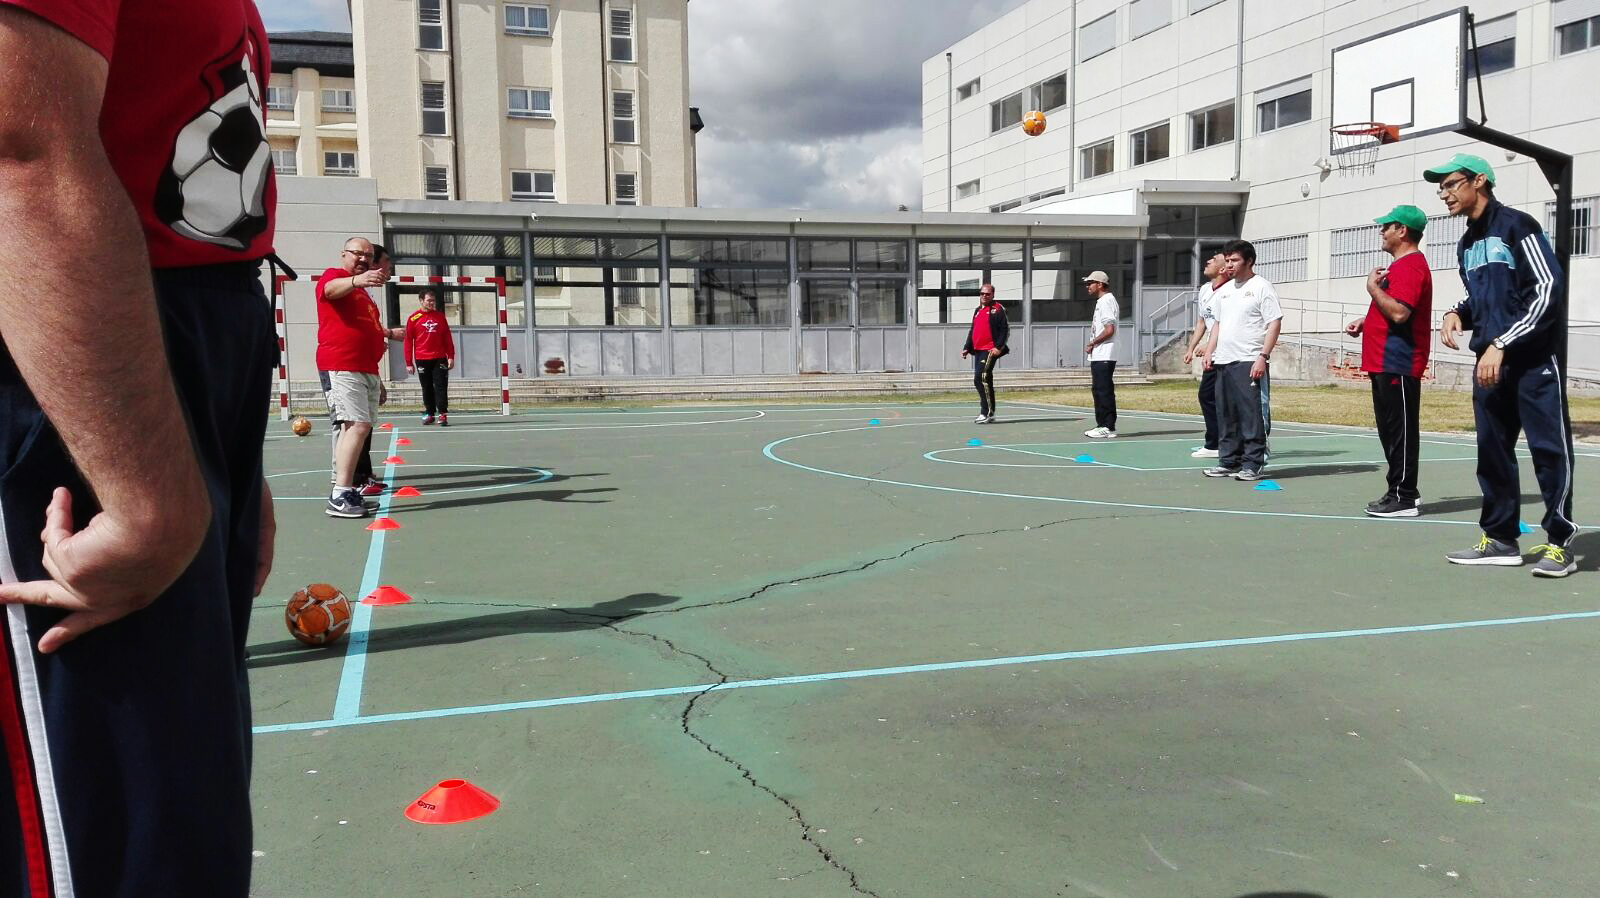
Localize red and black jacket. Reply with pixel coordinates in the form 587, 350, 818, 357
963, 302, 1010, 356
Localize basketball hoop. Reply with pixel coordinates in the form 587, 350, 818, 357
1329, 122, 1400, 176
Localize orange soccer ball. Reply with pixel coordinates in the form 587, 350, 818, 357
290, 416, 312, 437
285, 583, 353, 647
1022, 110, 1047, 136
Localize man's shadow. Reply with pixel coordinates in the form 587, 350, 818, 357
1422, 493, 1539, 516
386, 470, 614, 512
247, 591, 680, 669
1262, 463, 1379, 479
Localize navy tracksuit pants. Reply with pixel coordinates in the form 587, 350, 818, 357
1473, 354, 1576, 546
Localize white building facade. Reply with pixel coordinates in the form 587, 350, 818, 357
923, 0, 1600, 339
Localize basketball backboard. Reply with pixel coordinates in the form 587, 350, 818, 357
1330, 7, 1469, 154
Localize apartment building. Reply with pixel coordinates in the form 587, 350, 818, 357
923, 0, 1600, 323
267, 32, 362, 179
348, 0, 699, 205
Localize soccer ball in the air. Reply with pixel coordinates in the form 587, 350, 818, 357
1022, 110, 1047, 137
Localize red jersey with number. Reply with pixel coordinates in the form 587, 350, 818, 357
1361, 251, 1432, 377
316, 268, 385, 374
971, 306, 995, 352
1, 0, 276, 268
404, 309, 455, 363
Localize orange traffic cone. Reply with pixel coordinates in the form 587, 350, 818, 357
395, 437, 412, 446
405, 779, 500, 825
378, 422, 393, 430
384, 455, 406, 464
393, 486, 422, 498
362, 585, 413, 606
366, 517, 401, 531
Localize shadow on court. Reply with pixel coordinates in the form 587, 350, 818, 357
1229, 893, 1332, 898
246, 591, 680, 668
1421, 493, 1540, 516
1260, 463, 1380, 479
384, 470, 615, 512
1268, 449, 1347, 460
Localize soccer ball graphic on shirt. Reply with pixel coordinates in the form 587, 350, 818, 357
154, 35, 272, 250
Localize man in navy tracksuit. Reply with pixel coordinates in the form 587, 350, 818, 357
1430, 153, 1575, 577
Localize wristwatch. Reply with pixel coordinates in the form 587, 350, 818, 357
1491, 337, 1506, 350
1259, 351, 1271, 360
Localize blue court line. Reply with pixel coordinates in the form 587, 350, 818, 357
254, 608, 1600, 734
331, 426, 401, 720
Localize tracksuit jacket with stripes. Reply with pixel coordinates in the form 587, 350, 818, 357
1449, 198, 1563, 359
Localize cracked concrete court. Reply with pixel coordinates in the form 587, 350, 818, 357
248, 402, 1600, 897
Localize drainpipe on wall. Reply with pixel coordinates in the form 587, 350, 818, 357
599, 0, 612, 202
946, 52, 953, 212
1067, 0, 1077, 193
448, 0, 463, 197
1232, 0, 1244, 181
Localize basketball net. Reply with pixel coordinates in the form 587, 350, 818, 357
1329, 122, 1400, 176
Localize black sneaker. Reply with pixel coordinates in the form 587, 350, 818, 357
1366, 496, 1420, 518
1366, 492, 1396, 511
1446, 534, 1521, 566
325, 489, 371, 518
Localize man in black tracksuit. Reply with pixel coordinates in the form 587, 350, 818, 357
961, 284, 1009, 423
1429, 153, 1575, 577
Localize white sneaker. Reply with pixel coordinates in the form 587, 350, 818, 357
1084, 427, 1116, 439
1190, 447, 1220, 458
984, 414, 996, 424
974, 414, 989, 424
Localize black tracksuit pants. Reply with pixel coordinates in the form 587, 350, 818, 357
1090, 360, 1117, 429
1472, 354, 1576, 546
417, 358, 449, 416
973, 353, 998, 416
1369, 372, 1421, 501
1198, 366, 1219, 450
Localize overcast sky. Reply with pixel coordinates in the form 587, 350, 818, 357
257, 0, 1027, 211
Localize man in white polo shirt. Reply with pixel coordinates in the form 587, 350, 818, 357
1199, 239, 1282, 481
1083, 270, 1120, 438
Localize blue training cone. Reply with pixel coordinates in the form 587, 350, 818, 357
1253, 480, 1282, 491
968, 438, 983, 446
1519, 520, 1534, 534
1074, 454, 1095, 464
868, 418, 880, 426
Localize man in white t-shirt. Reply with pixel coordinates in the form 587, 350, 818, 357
1083, 270, 1120, 438
1182, 252, 1228, 457
1198, 239, 1282, 480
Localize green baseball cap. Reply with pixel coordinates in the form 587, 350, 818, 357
1423, 152, 1495, 186
1374, 204, 1427, 233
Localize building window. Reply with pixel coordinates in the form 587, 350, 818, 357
1079, 139, 1114, 179
1468, 13, 1516, 77
1426, 212, 1469, 269
990, 91, 1022, 132
1329, 224, 1385, 278
1254, 235, 1308, 283
1079, 11, 1116, 61
418, 0, 444, 50
320, 89, 355, 113
1557, 0, 1600, 55
505, 3, 550, 36
1256, 77, 1312, 133
955, 179, 981, 199
1190, 102, 1234, 150
611, 90, 637, 143
1029, 73, 1068, 113
323, 151, 357, 176
1130, 0, 1170, 38
423, 166, 450, 199
609, 6, 634, 62
1130, 122, 1170, 166
1546, 196, 1598, 258
270, 148, 296, 175
508, 87, 553, 118
511, 170, 556, 202
956, 77, 981, 101
1190, 0, 1224, 11
421, 81, 448, 135
266, 85, 293, 112
614, 172, 638, 205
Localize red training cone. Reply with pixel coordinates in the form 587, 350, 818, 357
395, 437, 412, 446
363, 585, 413, 606
393, 486, 422, 498
366, 517, 401, 531
379, 422, 393, 430
405, 779, 500, 825
384, 455, 406, 464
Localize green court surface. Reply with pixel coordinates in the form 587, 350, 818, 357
249, 401, 1600, 897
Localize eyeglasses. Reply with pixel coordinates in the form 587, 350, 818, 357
343, 249, 373, 259
1436, 176, 1473, 195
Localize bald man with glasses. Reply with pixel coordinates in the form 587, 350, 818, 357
316, 237, 390, 518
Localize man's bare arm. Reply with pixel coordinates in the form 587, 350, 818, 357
0, 8, 210, 649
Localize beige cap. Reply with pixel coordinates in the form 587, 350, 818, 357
1082, 270, 1110, 284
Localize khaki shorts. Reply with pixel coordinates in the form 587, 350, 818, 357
326, 371, 382, 424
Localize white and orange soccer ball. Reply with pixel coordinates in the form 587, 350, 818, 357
1022, 110, 1047, 136
285, 583, 352, 647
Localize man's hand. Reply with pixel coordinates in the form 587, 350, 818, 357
379, 383, 388, 406
1183, 348, 1195, 365
988, 348, 1001, 358
1476, 344, 1505, 388
1345, 317, 1363, 337
1441, 311, 1463, 350
353, 268, 388, 289
960, 349, 969, 359
1199, 350, 1213, 371
254, 479, 275, 597
385, 326, 404, 340
1249, 356, 1267, 380
406, 365, 415, 376
1366, 267, 1388, 297
446, 359, 455, 370
0, 489, 206, 653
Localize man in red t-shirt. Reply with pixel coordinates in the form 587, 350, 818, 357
405, 290, 456, 425
1345, 205, 1433, 517
316, 237, 389, 517
0, 1, 276, 893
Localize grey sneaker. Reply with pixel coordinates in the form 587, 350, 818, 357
325, 489, 371, 518
1232, 468, 1263, 482
1446, 534, 1522, 566
1366, 496, 1420, 518
1190, 447, 1220, 458
1529, 544, 1576, 578
1203, 466, 1239, 478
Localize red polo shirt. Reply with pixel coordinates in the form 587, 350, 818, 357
315, 267, 385, 374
